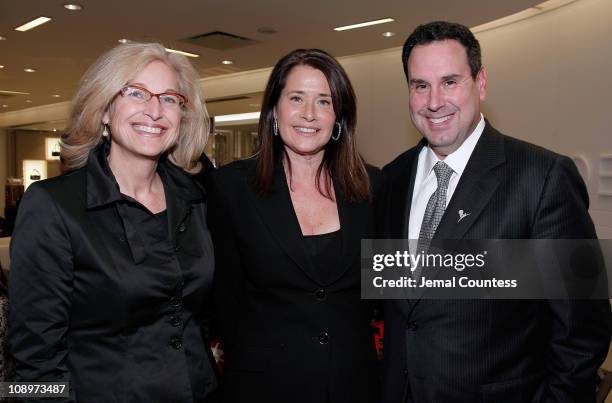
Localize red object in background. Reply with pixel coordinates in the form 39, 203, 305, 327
372, 320, 384, 360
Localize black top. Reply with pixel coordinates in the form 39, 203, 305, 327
302, 230, 341, 284
122, 197, 171, 265
8, 140, 217, 402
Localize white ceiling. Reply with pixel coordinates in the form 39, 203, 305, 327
0, 0, 539, 114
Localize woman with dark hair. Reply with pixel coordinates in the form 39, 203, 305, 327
206, 49, 380, 403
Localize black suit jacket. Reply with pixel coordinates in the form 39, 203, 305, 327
379, 122, 611, 403
8, 142, 217, 402
206, 159, 381, 403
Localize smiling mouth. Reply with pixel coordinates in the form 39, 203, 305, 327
428, 115, 453, 124
294, 126, 319, 134
132, 124, 164, 134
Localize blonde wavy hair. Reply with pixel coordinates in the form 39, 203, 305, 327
61, 42, 209, 173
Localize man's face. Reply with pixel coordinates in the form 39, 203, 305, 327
407, 39, 487, 159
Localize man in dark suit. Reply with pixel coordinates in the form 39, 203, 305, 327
379, 21, 611, 402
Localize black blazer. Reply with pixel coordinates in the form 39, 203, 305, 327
378, 123, 611, 403
8, 142, 217, 402
206, 159, 381, 403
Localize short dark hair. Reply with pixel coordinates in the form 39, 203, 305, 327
255, 48, 369, 202
402, 21, 482, 79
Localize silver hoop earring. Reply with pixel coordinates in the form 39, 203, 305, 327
332, 121, 342, 141
273, 118, 279, 136
102, 124, 110, 137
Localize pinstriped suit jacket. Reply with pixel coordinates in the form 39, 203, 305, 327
379, 122, 611, 403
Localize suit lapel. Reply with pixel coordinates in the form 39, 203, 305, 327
408, 124, 506, 312
247, 162, 321, 284
386, 141, 425, 316
389, 140, 425, 238
434, 123, 505, 240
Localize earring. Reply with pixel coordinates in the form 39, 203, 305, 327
102, 124, 110, 137
332, 121, 342, 141
273, 118, 279, 136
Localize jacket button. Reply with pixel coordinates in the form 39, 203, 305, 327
177, 223, 186, 232
406, 321, 417, 331
318, 331, 329, 344
170, 337, 182, 350
170, 315, 182, 327
402, 369, 409, 376
174, 245, 181, 252
314, 288, 326, 301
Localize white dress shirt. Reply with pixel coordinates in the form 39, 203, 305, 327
408, 115, 485, 241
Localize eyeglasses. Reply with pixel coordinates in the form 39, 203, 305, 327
118, 85, 188, 108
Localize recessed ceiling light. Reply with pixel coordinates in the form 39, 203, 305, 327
165, 47, 199, 58
63, 4, 82, 11
0, 36, 6, 41
52, 94, 61, 98
25, 100, 32, 103
24, 68, 36, 73
15, 17, 52, 32
52, 128, 57, 131
221, 60, 233, 65
0, 65, 4, 69
118, 38, 129, 44
382, 31, 396, 37
1, 105, 8, 108
334, 17, 395, 31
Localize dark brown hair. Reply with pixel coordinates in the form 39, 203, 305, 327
402, 21, 482, 80
255, 48, 369, 201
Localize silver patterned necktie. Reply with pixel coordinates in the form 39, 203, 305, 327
413, 161, 454, 280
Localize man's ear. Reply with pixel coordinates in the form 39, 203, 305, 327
477, 67, 487, 101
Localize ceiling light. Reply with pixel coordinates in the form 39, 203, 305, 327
0, 65, 4, 69
165, 47, 199, 58
382, 31, 396, 37
0, 90, 30, 95
221, 60, 233, 65
52, 94, 61, 98
15, 17, 52, 32
24, 68, 36, 73
1, 105, 8, 108
63, 4, 82, 11
334, 18, 394, 32
215, 112, 260, 123
25, 100, 32, 103
0, 36, 6, 41
118, 38, 129, 44
52, 128, 57, 132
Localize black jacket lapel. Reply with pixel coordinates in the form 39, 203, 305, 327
387, 140, 426, 238
434, 123, 505, 240
247, 162, 321, 284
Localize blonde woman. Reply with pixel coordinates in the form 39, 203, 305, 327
9, 43, 217, 402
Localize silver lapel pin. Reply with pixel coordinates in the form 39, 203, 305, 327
457, 209, 471, 223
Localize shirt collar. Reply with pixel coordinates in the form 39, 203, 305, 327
85, 139, 205, 209
422, 114, 485, 177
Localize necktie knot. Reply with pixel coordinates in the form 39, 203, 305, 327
433, 161, 453, 188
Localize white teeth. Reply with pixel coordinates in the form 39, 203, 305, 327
133, 125, 162, 134
429, 115, 452, 124
295, 127, 317, 133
